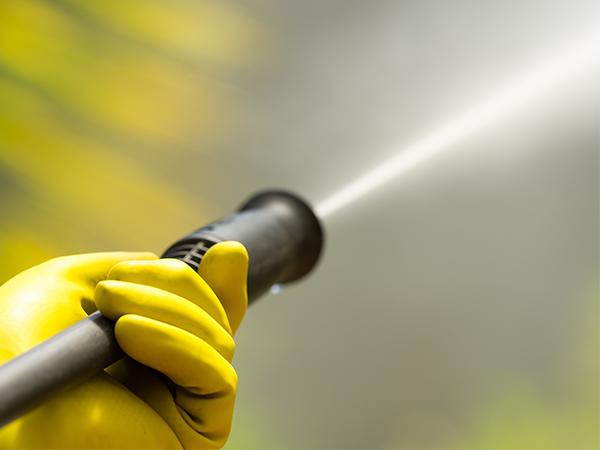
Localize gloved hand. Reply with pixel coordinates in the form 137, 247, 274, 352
0, 242, 248, 449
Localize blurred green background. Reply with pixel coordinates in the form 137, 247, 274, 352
1, 1, 598, 449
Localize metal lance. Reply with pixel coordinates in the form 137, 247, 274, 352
0, 190, 324, 428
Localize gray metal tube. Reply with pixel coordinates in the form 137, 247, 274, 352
0, 311, 123, 427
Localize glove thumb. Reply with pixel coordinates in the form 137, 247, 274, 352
198, 241, 248, 335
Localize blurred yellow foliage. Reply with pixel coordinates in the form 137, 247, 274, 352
0, 0, 271, 283
67, 0, 270, 70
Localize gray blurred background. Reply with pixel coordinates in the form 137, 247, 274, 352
0, 0, 597, 449
227, 1, 599, 448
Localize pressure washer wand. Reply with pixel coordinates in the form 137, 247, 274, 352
0, 190, 324, 428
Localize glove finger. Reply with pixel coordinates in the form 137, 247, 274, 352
107, 258, 232, 335
0, 252, 158, 349
115, 315, 238, 446
96, 280, 234, 361
114, 314, 238, 397
58, 252, 159, 288
198, 241, 248, 335
114, 314, 238, 445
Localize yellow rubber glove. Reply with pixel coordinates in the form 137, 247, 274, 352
0, 242, 248, 449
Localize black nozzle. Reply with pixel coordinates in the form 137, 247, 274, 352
162, 190, 324, 303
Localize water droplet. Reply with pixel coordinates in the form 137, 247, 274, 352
270, 284, 284, 295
